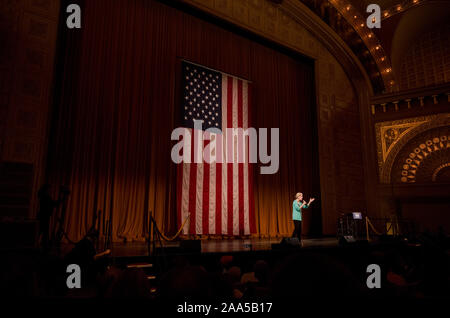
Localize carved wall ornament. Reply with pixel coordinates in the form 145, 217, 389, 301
378, 121, 426, 164
376, 113, 450, 183
432, 162, 450, 182
399, 135, 450, 183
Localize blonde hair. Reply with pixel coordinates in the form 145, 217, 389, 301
295, 192, 302, 199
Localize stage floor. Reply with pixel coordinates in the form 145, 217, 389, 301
111, 237, 339, 257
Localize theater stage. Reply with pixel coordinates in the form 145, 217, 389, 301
111, 237, 340, 258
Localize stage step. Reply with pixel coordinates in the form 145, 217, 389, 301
126, 262, 153, 269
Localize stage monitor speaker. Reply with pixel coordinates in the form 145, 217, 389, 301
342, 235, 356, 243
338, 236, 368, 247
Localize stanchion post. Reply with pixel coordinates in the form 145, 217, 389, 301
366, 216, 370, 241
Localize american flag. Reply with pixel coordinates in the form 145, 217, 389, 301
176, 61, 256, 236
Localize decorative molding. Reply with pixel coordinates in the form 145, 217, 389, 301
378, 121, 427, 163
432, 162, 450, 182
281, 0, 373, 94
381, 0, 428, 20
328, 0, 395, 92
399, 136, 449, 183
376, 113, 450, 183
371, 82, 450, 115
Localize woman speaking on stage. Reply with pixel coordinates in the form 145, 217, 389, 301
292, 192, 315, 246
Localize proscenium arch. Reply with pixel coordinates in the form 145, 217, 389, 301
281, 0, 374, 96
181, 0, 378, 218
278, 0, 378, 216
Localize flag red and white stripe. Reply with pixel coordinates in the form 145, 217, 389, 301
177, 71, 256, 236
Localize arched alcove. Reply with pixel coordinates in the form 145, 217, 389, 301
390, 126, 450, 183
379, 114, 450, 183
391, 1, 450, 89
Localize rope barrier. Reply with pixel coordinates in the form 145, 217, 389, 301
365, 216, 383, 237
151, 213, 190, 241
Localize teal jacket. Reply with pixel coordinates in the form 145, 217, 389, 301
292, 200, 308, 221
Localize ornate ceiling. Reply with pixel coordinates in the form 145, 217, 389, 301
352, 0, 409, 12
296, 0, 449, 95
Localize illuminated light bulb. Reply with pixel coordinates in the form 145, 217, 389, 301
360, 23, 364, 27
346, 5, 351, 11
397, 5, 402, 11
368, 34, 372, 38
372, 17, 376, 23
386, 68, 391, 73
384, 12, 389, 17
381, 57, 386, 61
375, 45, 380, 50
353, 15, 357, 19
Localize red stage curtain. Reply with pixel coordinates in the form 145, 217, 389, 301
47, 0, 317, 241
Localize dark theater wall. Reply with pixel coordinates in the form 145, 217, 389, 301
0, 1, 60, 217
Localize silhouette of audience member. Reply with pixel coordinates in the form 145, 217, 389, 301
159, 265, 214, 300
224, 266, 243, 298
253, 260, 270, 286
240, 260, 271, 298
241, 271, 258, 284
220, 255, 234, 273
271, 252, 366, 300
104, 268, 151, 298
37, 184, 59, 251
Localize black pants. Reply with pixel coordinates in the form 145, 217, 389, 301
292, 220, 302, 242
39, 218, 50, 251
